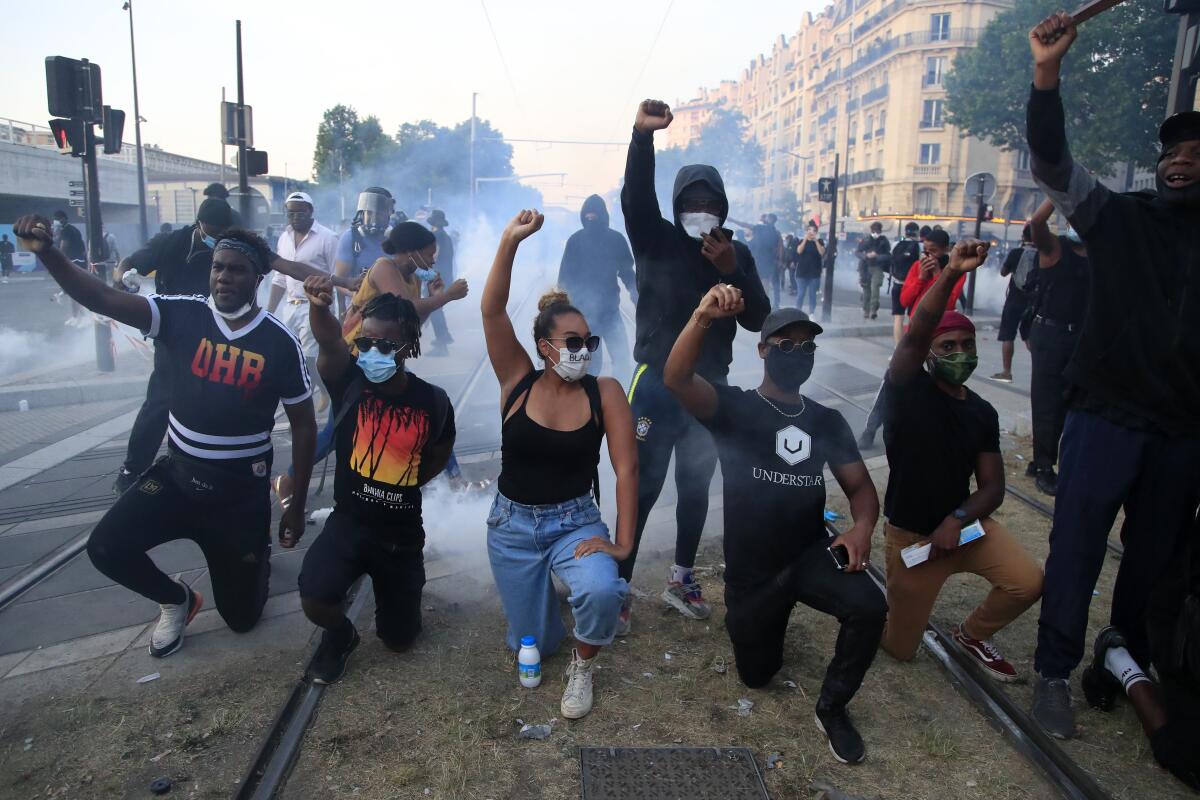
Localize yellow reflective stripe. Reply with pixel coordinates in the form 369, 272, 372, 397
627, 364, 649, 404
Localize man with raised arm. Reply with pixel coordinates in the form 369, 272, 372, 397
1026, 12, 1200, 739
14, 214, 317, 659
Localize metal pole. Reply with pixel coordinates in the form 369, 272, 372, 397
469, 92, 477, 221
235, 20, 250, 227
221, 86, 227, 186
82, 122, 115, 372
967, 190, 984, 315
821, 153, 840, 323
126, 0, 148, 243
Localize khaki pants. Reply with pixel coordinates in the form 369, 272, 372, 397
881, 518, 1043, 661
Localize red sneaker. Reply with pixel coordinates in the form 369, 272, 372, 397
952, 625, 1019, 682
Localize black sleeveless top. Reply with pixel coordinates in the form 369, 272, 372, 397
498, 371, 604, 506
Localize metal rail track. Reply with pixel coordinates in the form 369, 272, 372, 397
232, 279, 541, 800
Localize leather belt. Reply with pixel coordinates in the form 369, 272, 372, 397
1034, 315, 1079, 333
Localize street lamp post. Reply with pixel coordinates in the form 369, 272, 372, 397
776, 149, 813, 227
123, 0, 149, 243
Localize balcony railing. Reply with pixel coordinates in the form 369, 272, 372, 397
922, 74, 944, 89
846, 97, 860, 114
919, 119, 945, 129
913, 165, 947, 177
861, 84, 889, 106
862, 131, 873, 141
853, 0, 907, 39
846, 168, 884, 186
818, 107, 839, 125
875, 128, 886, 138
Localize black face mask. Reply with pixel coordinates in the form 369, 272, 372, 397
765, 347, 814, 392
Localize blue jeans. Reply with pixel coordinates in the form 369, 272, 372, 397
486, 492, 627, 655
796, 276, 820, 314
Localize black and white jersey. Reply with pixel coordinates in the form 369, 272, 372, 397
143, 295, 312, 466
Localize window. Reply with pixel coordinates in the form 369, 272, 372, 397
930, 13, 951, 41
919, 143, 941, 164
921, 99, 945, 128
915, 188, 936, 213
1016, 148, 1031, 171
924, 56, 946, 87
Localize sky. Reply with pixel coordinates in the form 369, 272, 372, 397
0, 0, 825, 211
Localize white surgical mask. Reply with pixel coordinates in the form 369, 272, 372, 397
207, 295, 254, 320
870, 232, 881, 239
548, 346, 590, 382
680, 212, 721, 240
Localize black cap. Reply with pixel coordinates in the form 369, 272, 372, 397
1159, 111, 1200, 149
428, 209, 448, 227
197, 198, 233, 228
760, 307, 823, 342
202, 182, 230, 199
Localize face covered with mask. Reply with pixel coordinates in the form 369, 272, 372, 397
354, 316, 414, 384
927, 316, 979, 388
539, 312, 595, 383
674, 169, 728, 241
395, 244, 438, 283
354, 190, 394, 236
759, 320, 820, 393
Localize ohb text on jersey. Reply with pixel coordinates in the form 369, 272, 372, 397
190, 338, 265, 390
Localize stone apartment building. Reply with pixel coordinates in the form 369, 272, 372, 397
666, 0, 1045, 239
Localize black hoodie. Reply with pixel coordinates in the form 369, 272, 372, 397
556, 194, 636, 323
620, 128, 770, 381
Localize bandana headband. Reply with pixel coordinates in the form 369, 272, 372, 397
213, 238, 268, 274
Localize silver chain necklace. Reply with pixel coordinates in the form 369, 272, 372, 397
755, 388, 806, 418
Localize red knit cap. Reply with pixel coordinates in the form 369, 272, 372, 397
933, 310, 975, 338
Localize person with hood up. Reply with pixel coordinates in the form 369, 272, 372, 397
618, 99, 770, 629
557, 195, 638, 379
1026, 12, 1200, 741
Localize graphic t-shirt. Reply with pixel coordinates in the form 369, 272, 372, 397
327, 365, 455, 535
143, 296, 312, 471
702, 386, 861, 589
882, 369, 1000, 535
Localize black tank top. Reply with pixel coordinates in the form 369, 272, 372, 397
498, 372, 604, 506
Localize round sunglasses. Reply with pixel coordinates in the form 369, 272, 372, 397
767, 338, 818, 354
353, 337, 412, 356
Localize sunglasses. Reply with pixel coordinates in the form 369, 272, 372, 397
354, 337, 411, 356
768, 338, 818, 354
545, 335, 600, 353
285, 210, 313, 219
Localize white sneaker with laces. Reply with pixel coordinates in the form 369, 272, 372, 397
149, 579, 202, 658
560, 649, 596, 719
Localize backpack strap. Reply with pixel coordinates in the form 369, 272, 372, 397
331, 373, 366, 432
502, 370, 541, 420
581, 374, 604, 504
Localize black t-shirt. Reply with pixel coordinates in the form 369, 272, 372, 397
892, 239, 922, 281
703, 386, 860, 589
796, 238, 825, 279
882, 370, 1000, 535
144, 296, 312, 470
328, 366, 455, 535
127, 226, 216, 297
1034, 236, 1089, 325
58, 223, 86, 263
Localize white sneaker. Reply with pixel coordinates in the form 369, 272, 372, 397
560, 648, 596, 719
149, 580, 203, 658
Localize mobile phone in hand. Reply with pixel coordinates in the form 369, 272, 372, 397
828, 544, 850, 571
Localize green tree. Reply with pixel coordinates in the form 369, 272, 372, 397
311, 104, 360, 184
944, 0, 1175, 175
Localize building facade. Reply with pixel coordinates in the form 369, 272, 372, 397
669, 0, 1043, 238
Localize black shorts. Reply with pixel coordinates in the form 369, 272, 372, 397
890, 281, 905, 315
998, 288, 1031, 342
298, 510, 426, 647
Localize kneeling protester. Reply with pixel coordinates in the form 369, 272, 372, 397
297, 281, 454, 685
663, 288, 887, 765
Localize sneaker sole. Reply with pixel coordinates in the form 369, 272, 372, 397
560, 699, 594, 720
813, 713, 865, 764
952, 636, 1020, 683
661, 588, 710, 620
148, 588, 203, 659
311, 633, 360, 686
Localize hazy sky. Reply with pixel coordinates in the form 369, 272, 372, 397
1, 0, 824, 210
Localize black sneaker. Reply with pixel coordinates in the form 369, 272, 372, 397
1035, 467, 1058, 496
1024, 462, 1038, 478
857, 430, 876, 451
113, 467, 137, 496
309, 625, 360, 685
1031, 675, 1075, 739
815, 707, 865, 764
1081, 626, 1128, 711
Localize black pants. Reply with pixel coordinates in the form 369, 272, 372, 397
87, 455, 271, 632
1029, 320, 1078, 469
1035, 410, 1200, 677
725, 536, 887, 710
124, 342, 172, 475
861, 378, 889, 439
620, 365, 718, 582
298, 510, 426, 647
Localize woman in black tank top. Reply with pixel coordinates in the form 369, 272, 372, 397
481, 210, 638, 721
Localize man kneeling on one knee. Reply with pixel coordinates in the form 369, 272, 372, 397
879, 238, 1043, 680
664, 284, 887, 765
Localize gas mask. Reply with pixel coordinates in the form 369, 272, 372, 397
354, 192, 393, 235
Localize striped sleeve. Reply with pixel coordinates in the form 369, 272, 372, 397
265, 312, 313, 405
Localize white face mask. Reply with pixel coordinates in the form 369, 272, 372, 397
680, 212, 721, 240
207, 295, 254, 321
870, 232, 881, 239
547, 346, 591, 382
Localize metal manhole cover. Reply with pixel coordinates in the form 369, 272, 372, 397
580, 747, 769, 800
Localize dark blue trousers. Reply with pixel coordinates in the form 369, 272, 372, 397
1035, 409, 1200, 678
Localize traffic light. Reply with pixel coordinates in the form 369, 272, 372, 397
243, 149, 269, 177
101, 107, 125, 154
48, 118, 85, 156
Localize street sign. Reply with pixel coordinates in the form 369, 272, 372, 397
818, 177, 836, 203
68, 198, 85, 207
69, 189, 85, 197
68, 180, 84, 188
221, 101, 253, 147
965, 172, 997, 202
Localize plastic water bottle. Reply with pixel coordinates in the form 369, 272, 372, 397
17, 399, 29, 412
517, 636, 542, 688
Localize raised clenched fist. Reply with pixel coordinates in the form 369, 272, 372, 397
635, 100, 673, 134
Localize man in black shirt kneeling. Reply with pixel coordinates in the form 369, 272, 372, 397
664, 286, 886, 765
297, 277, 455, 684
